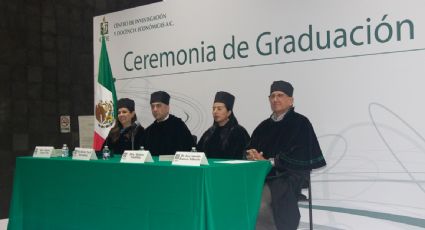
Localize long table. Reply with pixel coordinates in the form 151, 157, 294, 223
8, 156, 271, 230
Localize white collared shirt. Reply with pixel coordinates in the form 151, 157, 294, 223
157, 114, 170, 122
271, 111, 287, 122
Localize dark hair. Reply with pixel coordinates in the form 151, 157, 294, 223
212, 108, 238, 127
199, 109, 239, 153
109, 114, 138, 143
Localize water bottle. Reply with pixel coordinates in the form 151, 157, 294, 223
61, 144, 69, 157
191, 147, 197, 152
102, 145, 111, 160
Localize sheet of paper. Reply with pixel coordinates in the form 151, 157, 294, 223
78, 115, 94, 148
159, 155, 175, 161
214, 160, 255, 164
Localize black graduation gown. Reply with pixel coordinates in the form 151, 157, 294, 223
249, 107, 326, 173
197, 118, 250, 159
143, 114, 194, 155
103, 123, 145, 155
249, 107, 326, 230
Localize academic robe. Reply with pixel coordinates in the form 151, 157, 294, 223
249, 107, 326, 173
103, 123, 145, 155
197, 118, 250, 159
249, 107, 326, 230
143, 114, 194, 155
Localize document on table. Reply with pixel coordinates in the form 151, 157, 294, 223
214, 160, 255, 164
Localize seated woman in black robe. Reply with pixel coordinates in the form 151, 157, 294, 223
197, 91, 250, 159
103, 98, 144, 155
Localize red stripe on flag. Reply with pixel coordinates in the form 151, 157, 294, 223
93, 132, 106, 151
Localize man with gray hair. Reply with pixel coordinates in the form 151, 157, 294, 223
247, 81, 326, 230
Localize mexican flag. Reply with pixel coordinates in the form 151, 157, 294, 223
93, 36, 118, 151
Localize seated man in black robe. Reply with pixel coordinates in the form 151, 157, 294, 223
247, 81, 326, 230
143, 91, 194, 155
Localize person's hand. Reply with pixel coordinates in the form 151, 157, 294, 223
246, 149, 265, 160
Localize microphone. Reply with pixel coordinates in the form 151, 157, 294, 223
131, 121, 141, 150
134, 120, 141, 128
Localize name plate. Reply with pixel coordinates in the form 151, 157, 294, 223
33, 146, 54, 158
172, 151, 209, 166
121, 150, 154, 163
72, 147, 97, 160
52, 149, 63, 157
158, 155, 175, 161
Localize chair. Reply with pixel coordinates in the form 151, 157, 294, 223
299, 172, 313, 230
307, 172, 313, 230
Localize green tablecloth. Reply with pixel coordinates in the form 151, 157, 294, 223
8, 156, 271, 230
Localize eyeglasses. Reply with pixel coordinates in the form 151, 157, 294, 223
268, 93, 288, 99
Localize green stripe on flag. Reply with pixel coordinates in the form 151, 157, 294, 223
98, 36, 118, 118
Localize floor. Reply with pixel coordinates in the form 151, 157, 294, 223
3, 205, 424, 230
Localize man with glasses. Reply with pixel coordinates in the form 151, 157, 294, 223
247, 80, 326, 230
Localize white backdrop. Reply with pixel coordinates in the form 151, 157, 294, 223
94, 1, 425, 229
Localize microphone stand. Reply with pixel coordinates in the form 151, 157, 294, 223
131, 122, 139, 150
